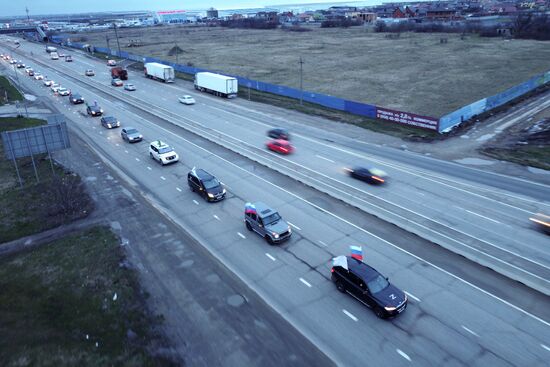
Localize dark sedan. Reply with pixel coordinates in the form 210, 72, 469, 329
267, 127, 290, 140
69, 93, 85, 104
331, 255, 407, 318
346, 167, 387, 184
101, 116, 120, 129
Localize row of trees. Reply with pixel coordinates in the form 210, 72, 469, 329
374, 14, 550, 41
220, 19, 278, 29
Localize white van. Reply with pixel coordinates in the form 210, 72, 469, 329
50, 52, 59, 60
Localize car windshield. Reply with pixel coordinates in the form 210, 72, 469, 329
263, 212, 281, 226
203, 178, 220, 190
126, 129, 138, 135
158, 147, 173, 154
104, 117, 115, 122
367, 275, 390, 294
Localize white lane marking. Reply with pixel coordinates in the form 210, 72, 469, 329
299, 278, 312, 287
288, 222, 301, 231
461, 325, 480, 337
342, 309, 358, 322
404, 291, 421, 303
135, 158, 140, 162
193, 199, 199, 205
265, 253, 276, 261
160, 176, 166, 181
213, 214, 220, 221
465, 209, 501, 224
237, 232, 246, 239
176, 187, 182, 192
315, 154, 335, 163
318, 240, 328, 247
106, 136, 110, 140
125, 150, 129, 153
541, 344, 550, 352
396, 349, 411, 362
99, 131, 103, 135
115, 143, 119, 146
147, 166, 152, 171
92, 126, 96, 129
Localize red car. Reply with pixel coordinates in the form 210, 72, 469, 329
266, 139, 294, 155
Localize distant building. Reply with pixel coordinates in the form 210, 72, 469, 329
155, 10, 188, 24
207, 8, 219, 19
357, 12, 377, 23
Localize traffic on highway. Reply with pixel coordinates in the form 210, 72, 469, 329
1, 38, 549, 367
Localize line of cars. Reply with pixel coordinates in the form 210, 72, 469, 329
2, 45, 408, 320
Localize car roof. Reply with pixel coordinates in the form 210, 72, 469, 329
273, 139, 290, 145
151, 140, 169, 148
193, 168, 214, 180
251, 202, 276, 218
346, 257, 380, 282
103, 116, 116, 120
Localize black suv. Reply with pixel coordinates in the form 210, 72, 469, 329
267, 127, 290, 140
331, 256, 407, 318
86, 103, 103, 116
187, 168, 226, 202
69, 92, 84, 104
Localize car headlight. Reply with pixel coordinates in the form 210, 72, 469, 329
107, 124, 112, 128
222, 188, 226, 194
288, 227, 292, 233
272, 232, 279, 239
384, 306, 397, 312
99, 109, 104, 113
139, 135, 143, 139
207, 193, 214, 198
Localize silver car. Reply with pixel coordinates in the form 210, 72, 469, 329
120, 127, 143, 143
244, 202, 292, 245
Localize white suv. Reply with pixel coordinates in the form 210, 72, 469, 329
149, 140, 179, 165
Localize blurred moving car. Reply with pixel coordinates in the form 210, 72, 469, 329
33, 73, 44, 80
178, 95, 195, 105
85, 69, 95, 76
120, 127, 143, 143
16, 63, 25, 68
267, 128, 290, 140
27, 69, 34, 77
57, 87, 70, 96
529, 213, 550, 234
50, 83, 61, 93
43, 79, 54, 86
107, 59, 117, 66
69, 92, 85, 104
266, 139, 293, 155
101, 116, 120, 129
65, 55, 73, 62
345, 167, 387, 184
111, 78, 123, 87
86, 102, 103, 116
331, 255, 407, 319
124, 83, 136, 91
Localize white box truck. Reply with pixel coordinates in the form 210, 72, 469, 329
144, 62, 175, 83
50, 52, 59, 60
194, 72, 238, 98
46, 46, 57, 53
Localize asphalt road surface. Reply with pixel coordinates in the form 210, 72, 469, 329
1, 39, 549, 366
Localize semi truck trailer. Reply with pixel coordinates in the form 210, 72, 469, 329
46, 46, 57, 53
194, 72, 238, 98
144, 62, 174, 83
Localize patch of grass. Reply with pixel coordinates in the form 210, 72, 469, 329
481, 145, 550, 171
0, 226, 172, 366
0, 76, 23, 105
0, 116, 46, 132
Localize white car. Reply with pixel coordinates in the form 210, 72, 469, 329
57, 87, 70, 96
107, 59, 117, 66
34, 73, 43, 80
43, 79, 54, 86
149, 140, 179, 165
50, 83, 61, 92
178, 95, 195, 105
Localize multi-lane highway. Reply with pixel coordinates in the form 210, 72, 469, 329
2, 39, 550, 366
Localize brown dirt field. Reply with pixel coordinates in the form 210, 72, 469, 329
75, 25, 550, 117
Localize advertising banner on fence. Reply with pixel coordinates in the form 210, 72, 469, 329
376, 107, 439, 131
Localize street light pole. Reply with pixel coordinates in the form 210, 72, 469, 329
113, 23, 122, 58
299, 56, 304, 106
12, 63, 28, 117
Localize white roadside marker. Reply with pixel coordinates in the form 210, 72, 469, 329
299, 278, 312, 288
342, 309, 358, 322
237, 232, 246, 239
288, 222, 301, 231
404, 291, 421, 303
461, 325, 479, 337
265, 253, 276, 261
396, 349, 411, 362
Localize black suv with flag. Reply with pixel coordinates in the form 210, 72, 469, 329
331, 255, 407, 318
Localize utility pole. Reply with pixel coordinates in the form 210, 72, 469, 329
105, 35, 110, 49
113, 23, 122, 57
25, 7, 30, 24
175, 42, 179, 64
299, 57, 304, 106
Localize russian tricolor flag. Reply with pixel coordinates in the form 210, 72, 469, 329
245, 202, 256, 214
350, 245, 363, 261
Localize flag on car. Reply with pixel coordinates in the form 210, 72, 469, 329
332, 255, 348, 270
245, 202, 256, 214
350, 245, 363, 261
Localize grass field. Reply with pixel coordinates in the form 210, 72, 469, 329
0, 75, 23, 105
0, 117, 94, 243
0, 226, 170, 366
75, 25, 550, 117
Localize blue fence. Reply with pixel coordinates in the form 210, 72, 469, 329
47, 35, 550, 134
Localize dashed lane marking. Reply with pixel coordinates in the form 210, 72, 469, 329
160, 176, 166, 181
147, 167, 152, 171
265, 253, 276, 261
193, 200, 199, 205
461, 325, 480, 337
176, 187, 182, 192
135, 158, 140, 162
342, 309, 358, 322
299, 278, 312, 287
404, 291, 421, 303
318, 240, 328, 247
315, 154, 335, 163
288, 222, 301, 231
213, 214, 220, 221
237, 232, 246, 239
396, 349, 411, 362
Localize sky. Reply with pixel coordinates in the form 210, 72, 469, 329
5, 0, 383, 17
